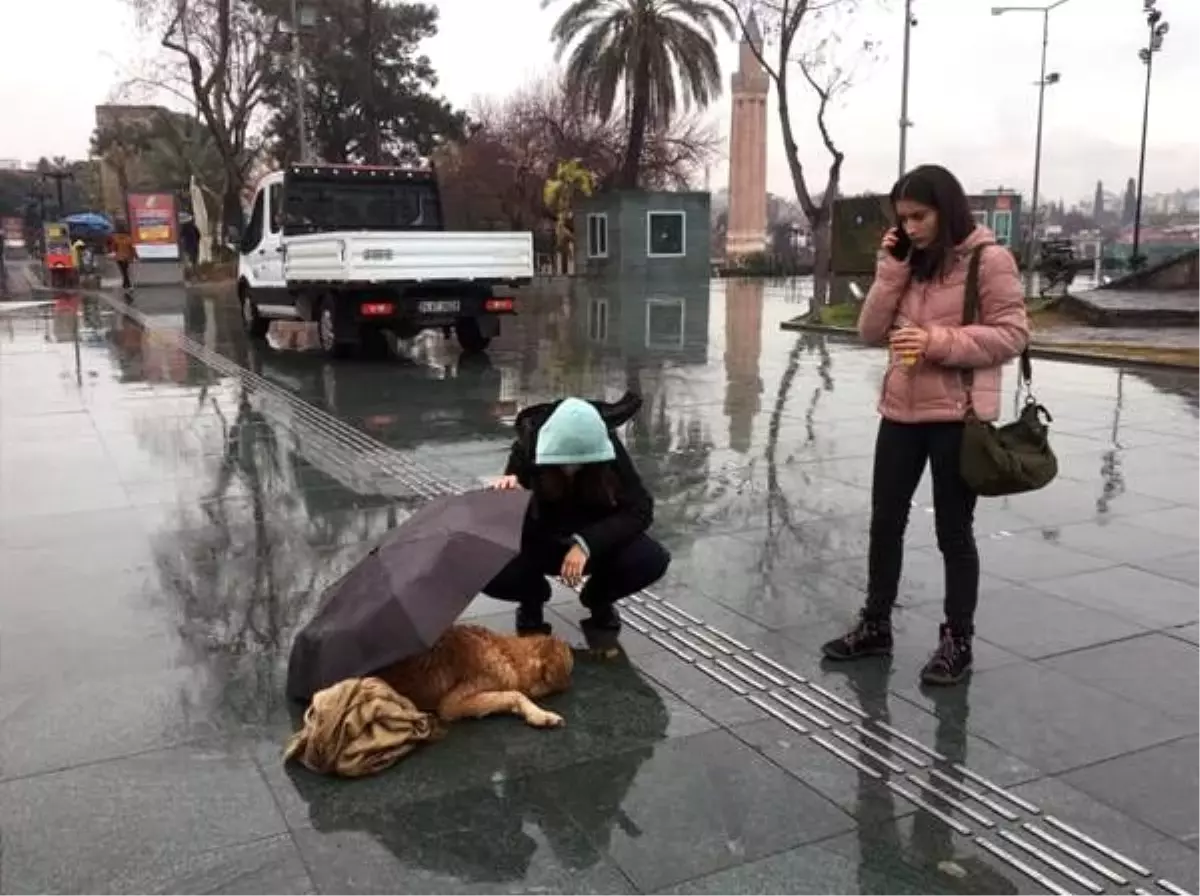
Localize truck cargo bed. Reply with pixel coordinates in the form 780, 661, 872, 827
283, 231, 533, 284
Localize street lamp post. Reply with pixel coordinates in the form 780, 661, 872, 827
897, 0, 916, 178
992, 0, 1073, 270
1131, 0, 1169, 271
288, 0, 317, 163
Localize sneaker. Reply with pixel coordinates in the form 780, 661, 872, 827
821, 614, 894, 660
515, 603, 552, 636
920, 624, 973, 686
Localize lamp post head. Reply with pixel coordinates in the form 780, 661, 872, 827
1046, 71, 1061, 84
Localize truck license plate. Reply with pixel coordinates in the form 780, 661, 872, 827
418, 300, 460, 314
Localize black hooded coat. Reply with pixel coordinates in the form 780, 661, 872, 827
502, 392, 653, 558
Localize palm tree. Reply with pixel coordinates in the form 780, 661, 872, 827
545, 0, 733, 188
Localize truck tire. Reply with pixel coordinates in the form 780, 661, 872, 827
240, 286, 270, 340
317, 296, 354, 359
454, 317, 491, 353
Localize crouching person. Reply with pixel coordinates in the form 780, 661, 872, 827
486, 395, 670, 640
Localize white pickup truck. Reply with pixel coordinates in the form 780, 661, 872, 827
237, 163, 534, 356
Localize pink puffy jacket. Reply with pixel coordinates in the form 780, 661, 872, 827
857, 226, 1029, 424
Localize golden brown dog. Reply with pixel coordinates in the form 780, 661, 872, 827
375, 624, 574, 729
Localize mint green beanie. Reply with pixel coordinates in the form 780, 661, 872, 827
535, 398, 617, 466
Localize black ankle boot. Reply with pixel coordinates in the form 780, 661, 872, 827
920, 624, 973, 686
821, 613, 894, 660
515, 603, 552, 636
581, 602, 621, 632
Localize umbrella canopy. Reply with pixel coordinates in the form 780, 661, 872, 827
65, 212, 113, 234
286, 488, 531, 701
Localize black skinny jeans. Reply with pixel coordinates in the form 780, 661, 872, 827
865, 419, 980, 634
484, 533, 671, 611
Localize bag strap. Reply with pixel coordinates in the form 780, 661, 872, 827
959, 244, 1033, 413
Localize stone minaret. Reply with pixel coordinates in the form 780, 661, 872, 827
725, 13, 769, 259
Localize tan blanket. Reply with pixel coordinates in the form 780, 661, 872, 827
284, 676, 441, 778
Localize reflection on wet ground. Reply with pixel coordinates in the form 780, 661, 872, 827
0, 281, 1196, 894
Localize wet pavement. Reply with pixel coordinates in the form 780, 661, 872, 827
1, 280, 1197, 894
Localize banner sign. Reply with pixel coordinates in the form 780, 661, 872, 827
2, 216, 23, 247
127, 193, 179, 260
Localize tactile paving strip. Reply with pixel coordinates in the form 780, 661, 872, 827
97, 292, 1195, 896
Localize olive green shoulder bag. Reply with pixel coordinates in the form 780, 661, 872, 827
958, 245, 1059, 497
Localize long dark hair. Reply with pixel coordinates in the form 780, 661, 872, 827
890, 164, 977, 282
534, 462, 620, 508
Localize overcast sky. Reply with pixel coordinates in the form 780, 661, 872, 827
1, 0, 1196, 205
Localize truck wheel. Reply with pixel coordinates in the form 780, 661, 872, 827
240, 288, 270, 340
317, 296, 354, 359
454, 317, 491, 353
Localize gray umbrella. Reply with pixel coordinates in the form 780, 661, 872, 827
286, 488, 530, 701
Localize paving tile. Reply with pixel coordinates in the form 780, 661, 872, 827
1166, 622, 1199, 646
658, 818, 1050, 895
1063, 736, 1199, 844
1010, 776, 1200, 892
974, 532, 1117, 582
942, 662, 1194, 775
540, 729, 856, 891
0, 662, 219, 780
1136, 551, 1200, 586
636, 648, 770, 727
808, 550, 1016, 613
910, 580, 1148, 660
1121, 505, 1200, 541
971, 476, 1174, 530
134, 834, 315, 895
0, 505, 150, 549
0, 743, 289, 894
1027, 518, 1199, 565
0, 478, 132, 519
1034, 564, 1200, 629
732, 718, 918, 825
290, 776, 632, 895
1040, 632, 1199, 724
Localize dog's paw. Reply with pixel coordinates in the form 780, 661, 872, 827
530, 710, 565, 729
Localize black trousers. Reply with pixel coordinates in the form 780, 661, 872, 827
865, 418, 980, 634
117, 260, 132, 289
483, 533, 671, 610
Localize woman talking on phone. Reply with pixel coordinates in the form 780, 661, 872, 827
822, 164, 1029, 685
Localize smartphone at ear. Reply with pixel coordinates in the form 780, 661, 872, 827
889, 227, 912, 261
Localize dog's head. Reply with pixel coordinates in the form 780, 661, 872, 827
519, 634, 575, 697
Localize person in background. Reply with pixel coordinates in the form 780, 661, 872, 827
180, 216, 200, 274
486, 395, 670, 640
821, 164, 1029, 686
109, 223, 136, 290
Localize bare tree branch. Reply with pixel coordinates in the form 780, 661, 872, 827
718, 0, 879, 302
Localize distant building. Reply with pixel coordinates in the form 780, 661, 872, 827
0, 159, 23, 171
831, 191, 1024, 274
574, 191, 712, 278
